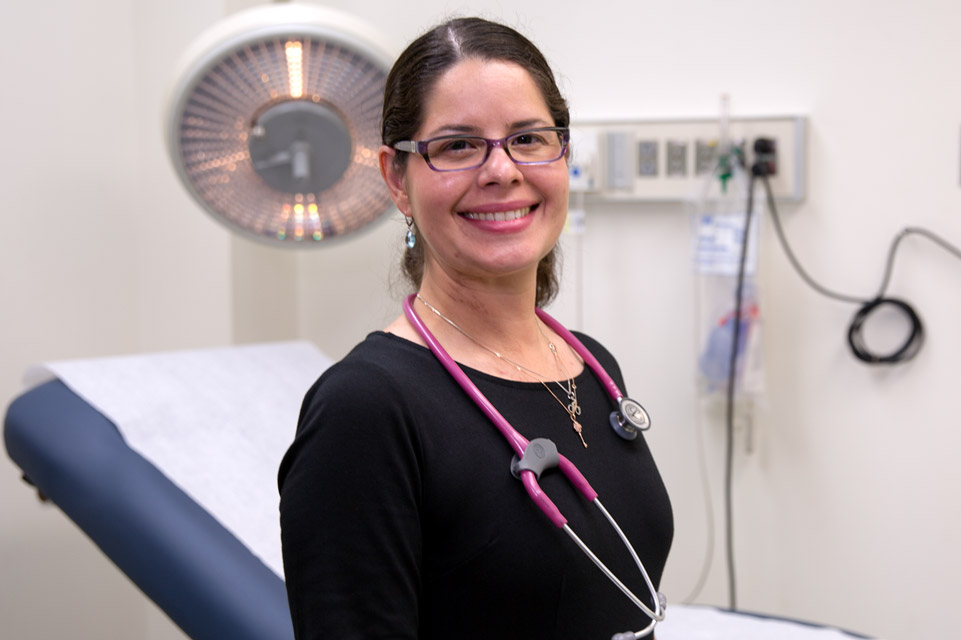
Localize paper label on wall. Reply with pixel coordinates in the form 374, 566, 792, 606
695, 212, 758, 276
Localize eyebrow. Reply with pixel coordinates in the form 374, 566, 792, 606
425, 118, 552, 138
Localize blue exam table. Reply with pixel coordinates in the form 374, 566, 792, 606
4, 378, 295, 640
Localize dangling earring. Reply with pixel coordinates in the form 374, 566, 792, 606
405, 216, 416, 249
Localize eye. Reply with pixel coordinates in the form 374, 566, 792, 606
430, 137, 484, 157
510, 131, 550, 147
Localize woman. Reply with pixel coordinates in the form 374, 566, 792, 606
279, 17, 673, 640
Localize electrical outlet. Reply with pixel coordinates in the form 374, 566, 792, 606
569, 116, 805, 202
666, 140, 688, 176
637, 140, 658, 177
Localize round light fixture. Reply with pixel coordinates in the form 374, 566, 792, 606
165, 3, 396, 245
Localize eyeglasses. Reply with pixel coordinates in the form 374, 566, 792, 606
393, 127, 570, 172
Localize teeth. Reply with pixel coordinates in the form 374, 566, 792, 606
462, 207, 531, 222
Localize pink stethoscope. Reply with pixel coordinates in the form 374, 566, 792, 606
403, 294, 666, 639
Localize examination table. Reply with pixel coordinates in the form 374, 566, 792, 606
4, 342, 873, 640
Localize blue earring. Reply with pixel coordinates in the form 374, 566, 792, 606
405, 217, 416, 249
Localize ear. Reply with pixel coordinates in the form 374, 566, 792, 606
378, 145, 411, 216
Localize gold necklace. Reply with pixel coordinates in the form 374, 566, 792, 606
538, 322, 581, 422
416, 294, 588, 448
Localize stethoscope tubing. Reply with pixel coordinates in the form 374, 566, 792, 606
402, 294, 665, 635
535, 306, 626, 403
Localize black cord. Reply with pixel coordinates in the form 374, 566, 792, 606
847, 297, 924, 363
757, 163, 961, 364
722, 168, 759, 611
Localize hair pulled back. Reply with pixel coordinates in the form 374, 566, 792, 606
382, 17, 569, 308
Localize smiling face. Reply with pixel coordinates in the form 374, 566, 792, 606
380, 58, 569, 297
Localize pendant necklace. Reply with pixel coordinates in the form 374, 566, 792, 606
416, 294, 588, 448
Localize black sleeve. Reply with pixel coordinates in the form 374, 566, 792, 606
278, 361, 424, 640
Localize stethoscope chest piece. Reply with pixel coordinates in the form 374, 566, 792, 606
610, 397, 651, 441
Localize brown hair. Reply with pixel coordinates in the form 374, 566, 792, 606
383, 17, 569, 307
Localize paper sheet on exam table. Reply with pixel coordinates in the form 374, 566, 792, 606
23, 341, 333, 578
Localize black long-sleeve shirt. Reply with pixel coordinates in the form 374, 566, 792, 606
279, 331, 673, 639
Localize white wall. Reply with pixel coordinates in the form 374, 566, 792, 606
0, 0, 227, 638
2, 1, 959, 639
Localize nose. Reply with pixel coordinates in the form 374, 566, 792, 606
478, 141, 522, 185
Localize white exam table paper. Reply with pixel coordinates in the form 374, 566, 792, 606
24, 341, 331, 578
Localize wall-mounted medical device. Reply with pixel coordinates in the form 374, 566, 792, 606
568, 116, 806, 203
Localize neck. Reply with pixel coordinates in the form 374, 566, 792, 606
418, 275, 540, 354
407, 272, 583, 382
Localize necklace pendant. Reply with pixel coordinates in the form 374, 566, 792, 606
572, 420, 588, 448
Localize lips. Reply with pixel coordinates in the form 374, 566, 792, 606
459, 206, 533, 222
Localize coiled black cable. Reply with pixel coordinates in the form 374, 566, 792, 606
846, 297, 924, 363
756, 147, 961, 364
